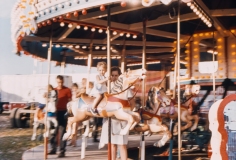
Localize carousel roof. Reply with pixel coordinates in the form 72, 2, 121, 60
11, 0, 236, 69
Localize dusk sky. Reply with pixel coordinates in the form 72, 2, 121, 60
0, 0, 96, 75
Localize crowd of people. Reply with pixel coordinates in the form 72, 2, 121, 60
40, 62, 131, 159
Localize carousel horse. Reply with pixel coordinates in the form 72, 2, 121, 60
182, 84, 201, 115
139, 86, 199, 138
157, 87, 200, 134
31, 104, 45, 140
62, 69, 146, 141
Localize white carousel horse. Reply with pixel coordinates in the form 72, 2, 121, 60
31, 100, 58, 140
31, 106, 45, 141
62, 69, 146, 141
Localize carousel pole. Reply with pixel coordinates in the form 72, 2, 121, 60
121, 38, 126, 73
139, 19, 147, 160
177, 0, 182, 159
81, 40, 93, 160
212, 31, 216, 102
44, 25, 53, 160
107, 5, 112, 160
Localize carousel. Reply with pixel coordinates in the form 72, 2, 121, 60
11, 0, 236, 160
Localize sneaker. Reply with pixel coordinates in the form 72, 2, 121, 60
48, 150, 56, 155
58, 152, 65, 158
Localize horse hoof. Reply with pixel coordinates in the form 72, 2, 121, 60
31, 136, 36, 141
98, 143, 105, 149
62, 134, 70, 141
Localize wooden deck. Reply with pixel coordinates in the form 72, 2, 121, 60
22, 134, 162, 160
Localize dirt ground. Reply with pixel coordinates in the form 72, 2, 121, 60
0, 112, 42, 160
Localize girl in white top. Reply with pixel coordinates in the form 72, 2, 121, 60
90, 61, 109, 115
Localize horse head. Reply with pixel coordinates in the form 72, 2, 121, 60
111, 68, 146, 99
184, 84, 201, 97
155, 87, 171, 107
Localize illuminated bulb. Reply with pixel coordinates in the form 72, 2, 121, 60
60, 22, 65, 27
187, 2, 191, 6
69, 45, 73, 48
98, 28, 103, 33
95, 46, 100, 50
119, 32, 124, 36
68, 23, 73, 28
91, 27, 96, 32
208, 24, 212, 28
133, 35, 137, 39
55, 44, 60, 48
113, 31, 117, 35
82, 46, 87, 49
62, 44, 67, 47
102, 46, 106, 50
198, 13, 203, 18
190, 4, 195, 10
84, 26, 88, 30
126, 33, 130, 38
196, 10, 200, 15
75, 45, 80, 49
76, 25, 80, 29
42, 43, 47, 47
193, 8, 197, 13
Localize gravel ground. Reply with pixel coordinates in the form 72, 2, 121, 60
0, 112, 42, 160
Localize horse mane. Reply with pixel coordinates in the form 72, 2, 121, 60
145, 88, 155, 111
111, 76, 123, 93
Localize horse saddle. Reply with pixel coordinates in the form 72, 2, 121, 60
81, 93, 107, 108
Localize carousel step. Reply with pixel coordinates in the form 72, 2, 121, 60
153, 152, 208, 160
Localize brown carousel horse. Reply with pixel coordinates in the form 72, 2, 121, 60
156, 86, 200, 135
134, 85, 200, 147
63, 69, 146, 141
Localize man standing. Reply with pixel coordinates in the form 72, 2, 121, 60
49, 75, 72, 158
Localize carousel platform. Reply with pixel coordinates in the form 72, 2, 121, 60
22, 134, 162, 160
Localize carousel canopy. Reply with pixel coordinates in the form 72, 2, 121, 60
11, 0, 236, 69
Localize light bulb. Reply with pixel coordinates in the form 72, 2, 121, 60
133, 35, 137, 39
208, 23, 212, 28
95, 46, 100, 50
98, 28, 103, 33
82, 46, 87, 49
193, 8, 197, 13
60, 22, 65, 27
102, 46, 106, 50
190, 4, 195, 10
198, 13, 203, 18
62, 44, 67, 48
84, 26, 88, 30
196, 11, 200, 15
68, 23, 73, 28
76, 25, 80, 29
126, 33, 130, 38
113, 31, 117, 35
91, 27, 96, 32
119, 32, 124, 36
55, 44, 60, 48
42, 43, 47, 47
187, 2, 191, 6
69, 45, 73, 48
75, 45, 80, 48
